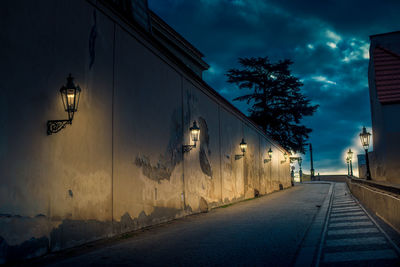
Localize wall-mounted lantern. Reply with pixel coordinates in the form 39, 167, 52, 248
47, 74, 81, 135
235, 138, 247, 160
183, 121, 200, 152
264, 147, 273, 163
281, 152, 288, 163
359, 126, 372, 180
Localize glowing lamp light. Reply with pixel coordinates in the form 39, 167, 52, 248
183, 120, 200, 153
281, 151, 288, 164
264, 147, 273, 163
359, 126, 372, 180
60, 74, 81, 121
347, 149, 353, 176
47, 73, 81, 135
235, 138, 247, 160
347, 148, 353, 160
240, 138, 247, 153
359, 126, 371, 150
190, 121, 200, 143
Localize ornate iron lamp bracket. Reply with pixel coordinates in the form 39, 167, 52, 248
182, 144, 196, 153
47, 120, 71, 135
235, 154, 244, 160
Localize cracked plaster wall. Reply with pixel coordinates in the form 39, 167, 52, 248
0, 0, 291, 263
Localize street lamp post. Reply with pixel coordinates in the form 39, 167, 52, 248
346, 157, 350, 176
359, 126, 372, 180
347, 149, 353, 176
298, 157, 303, 183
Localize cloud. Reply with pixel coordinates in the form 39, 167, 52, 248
326, 29, 342, 43
327, 42, 337, 49
148, 0, 395, 174
311, 76, 337, 85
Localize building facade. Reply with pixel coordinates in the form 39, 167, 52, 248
367, 31, 400, 184
0, 0, 291, 262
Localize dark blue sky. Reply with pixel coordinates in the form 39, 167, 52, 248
148, 0, 400, 175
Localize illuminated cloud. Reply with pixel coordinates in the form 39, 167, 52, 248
311, 76, 337, 85
326, 29, 342, 43
149, 0, 396, 175
326, 42, 337, 49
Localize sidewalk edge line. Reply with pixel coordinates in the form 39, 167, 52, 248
314, 183, 335, 267
293, 182, 334, 267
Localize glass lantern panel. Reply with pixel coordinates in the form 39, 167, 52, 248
74, 87, 81, 112
348, 150, 353, 159
360, 134, 370, 149
60, 88, 67, 112
66, 89, 76, 111
191, 129, 200, 142
240, 143, 247, 153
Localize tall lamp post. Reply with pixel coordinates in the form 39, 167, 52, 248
310, 144, 315, 181
346, 157, 350, 176
347, 149, 353, 176
298, 157, 303, 183
359, 126, 372, 180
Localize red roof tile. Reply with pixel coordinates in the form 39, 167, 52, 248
373, 46, 400, 104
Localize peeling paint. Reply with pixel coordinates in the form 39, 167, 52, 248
0, 206, 184, 263
135, 156, 174, 183
50, 219, 111, 251
0, 236, 49, 263
116, 207, 181, 234
199, 197, 208, 212
135, 109, 183, 183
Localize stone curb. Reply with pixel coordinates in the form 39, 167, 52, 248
294, 182, 334, 267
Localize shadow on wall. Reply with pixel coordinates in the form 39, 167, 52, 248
134, 108, 183, 183
0, 206, 183, 263
198, 117, 212, 178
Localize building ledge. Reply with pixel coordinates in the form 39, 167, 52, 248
347, 176, 400, 196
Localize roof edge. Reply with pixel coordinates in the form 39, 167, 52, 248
370, 30, 400, 39
149, 10, 205, 59
375, 45, 400, 60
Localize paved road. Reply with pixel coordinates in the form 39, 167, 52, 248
318, 183, 400, 266
27, 182, 400, 266
33, 184, 330, 266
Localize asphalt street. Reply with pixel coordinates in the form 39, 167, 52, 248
33, 183, 330, 266
26, 182, 400, 266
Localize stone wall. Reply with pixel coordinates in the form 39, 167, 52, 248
347, 178, 400, 233
0, 0, 290, 262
